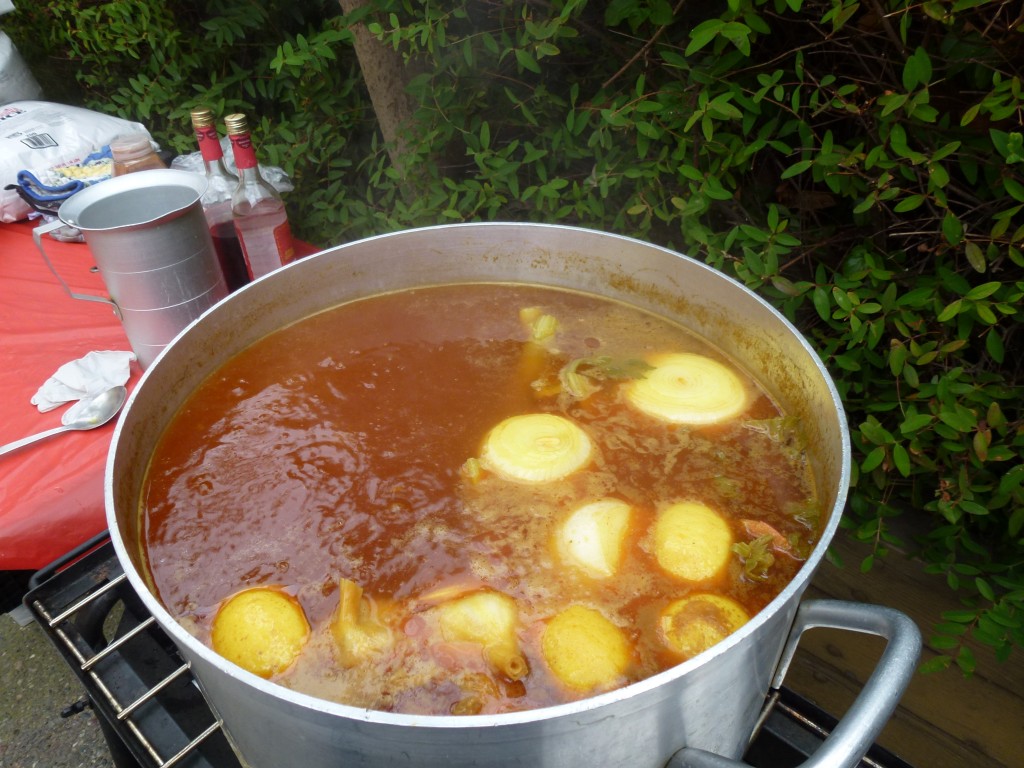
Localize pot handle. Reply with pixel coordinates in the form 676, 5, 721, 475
33, 219, 120, 318
669, 599, 921, 768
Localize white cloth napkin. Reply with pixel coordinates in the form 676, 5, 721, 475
31, 350, 135, 412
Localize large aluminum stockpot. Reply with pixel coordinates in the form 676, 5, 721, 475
106, 223, 920, 768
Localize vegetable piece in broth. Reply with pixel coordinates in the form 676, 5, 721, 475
557, 498, 633, 578
433, 590, 528, 681
654, 502, 734, 583
541, 605, 631, 693
659, 594, 749, 660
480, 413, 592, 483
212, 587, 310, 678
332, 578, 392, 667
624, 353, 749, 425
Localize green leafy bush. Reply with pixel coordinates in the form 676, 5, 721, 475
5, 0, 1022, 671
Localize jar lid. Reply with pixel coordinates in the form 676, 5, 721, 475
110, 133, 156, 161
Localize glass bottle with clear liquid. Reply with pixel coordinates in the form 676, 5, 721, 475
224, 113, 295, 280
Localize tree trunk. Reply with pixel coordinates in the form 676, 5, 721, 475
337, 0, 417, 180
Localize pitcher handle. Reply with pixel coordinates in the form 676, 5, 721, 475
668, 599, 921, 768
33, 219, 120, 319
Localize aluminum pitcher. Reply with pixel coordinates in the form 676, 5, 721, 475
34, 169, 229, 369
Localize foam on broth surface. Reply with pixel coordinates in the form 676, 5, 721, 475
140, 283, 820, 714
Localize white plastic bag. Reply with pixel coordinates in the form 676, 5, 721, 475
170, 136, 294, 193
0, 100, 151, 222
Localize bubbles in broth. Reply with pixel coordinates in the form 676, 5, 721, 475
140, 283, 820, 715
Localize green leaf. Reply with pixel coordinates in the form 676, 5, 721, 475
719, 22, 752, 56
781, 159, 813, 179
960, 500, 989, 516
986, 329, 1005, 363
535, 41, 560, 58
832, 287, 853, 312
942, 609, 978, 623
853, 195, 876, 214
900, 413, 933, 434
942, 212, 964, 245
919, 656, 952, 674
1004, 177, 1024, 202
964, 242, 986, 273
965, 282, 1002, 300
636, 121, 662, 138
898, 287, 935, 307
861, 419, 894, 445
812, 286, 831, 321
937, 299, 962, 322
961, 103, 981, 127
991, 129, 1024, 163
956, 646, 976, 675
932, 141, 962, 162
930, 634, 960, 650
938, 408, 977, 432
892, 443, 911, 477
894, 194, 925, 212
974, 302, 998, 324
970, 581, 995, 606
514, 48, 541, 73
1009, 504, 1024, 537
889, 343, 907, 376
708, 95, 743, 120
861, 445, 886, 472
902, 47, 932, 91
987, 609, 1022, 630
685, 19, 723, 56
889, 123, 927, 163
988, 402, 1008, 430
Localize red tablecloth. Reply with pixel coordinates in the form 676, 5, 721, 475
1, 219, 321, 570
0, 219, 141, 569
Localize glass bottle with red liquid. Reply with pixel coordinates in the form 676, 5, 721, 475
190, 107, 249, 292
224, 113, 295, 280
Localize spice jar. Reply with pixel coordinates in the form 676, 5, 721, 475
110, 133, 167, 176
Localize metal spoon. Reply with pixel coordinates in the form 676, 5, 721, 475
0, 385, 128, 457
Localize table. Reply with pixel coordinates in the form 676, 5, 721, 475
0, 218, 139, 570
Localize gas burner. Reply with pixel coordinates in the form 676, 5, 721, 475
25, 533, 912, 768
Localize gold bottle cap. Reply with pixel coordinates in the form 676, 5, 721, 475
224, 113, 249, 136
190, 107, 215, 128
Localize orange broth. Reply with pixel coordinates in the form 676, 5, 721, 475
140, 283, 820, 714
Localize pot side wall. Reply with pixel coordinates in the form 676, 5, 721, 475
107, 223, 849, 768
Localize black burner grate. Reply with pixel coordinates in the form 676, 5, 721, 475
24, 533, 913, 768
24, 532, 239, 768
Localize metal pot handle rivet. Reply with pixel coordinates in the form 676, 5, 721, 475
669, 599, 922, 768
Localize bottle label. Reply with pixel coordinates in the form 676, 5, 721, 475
195, 125, 224, 162
234, 209, 296, 278
275, 219, 296, 265
229, 132, 258, 170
